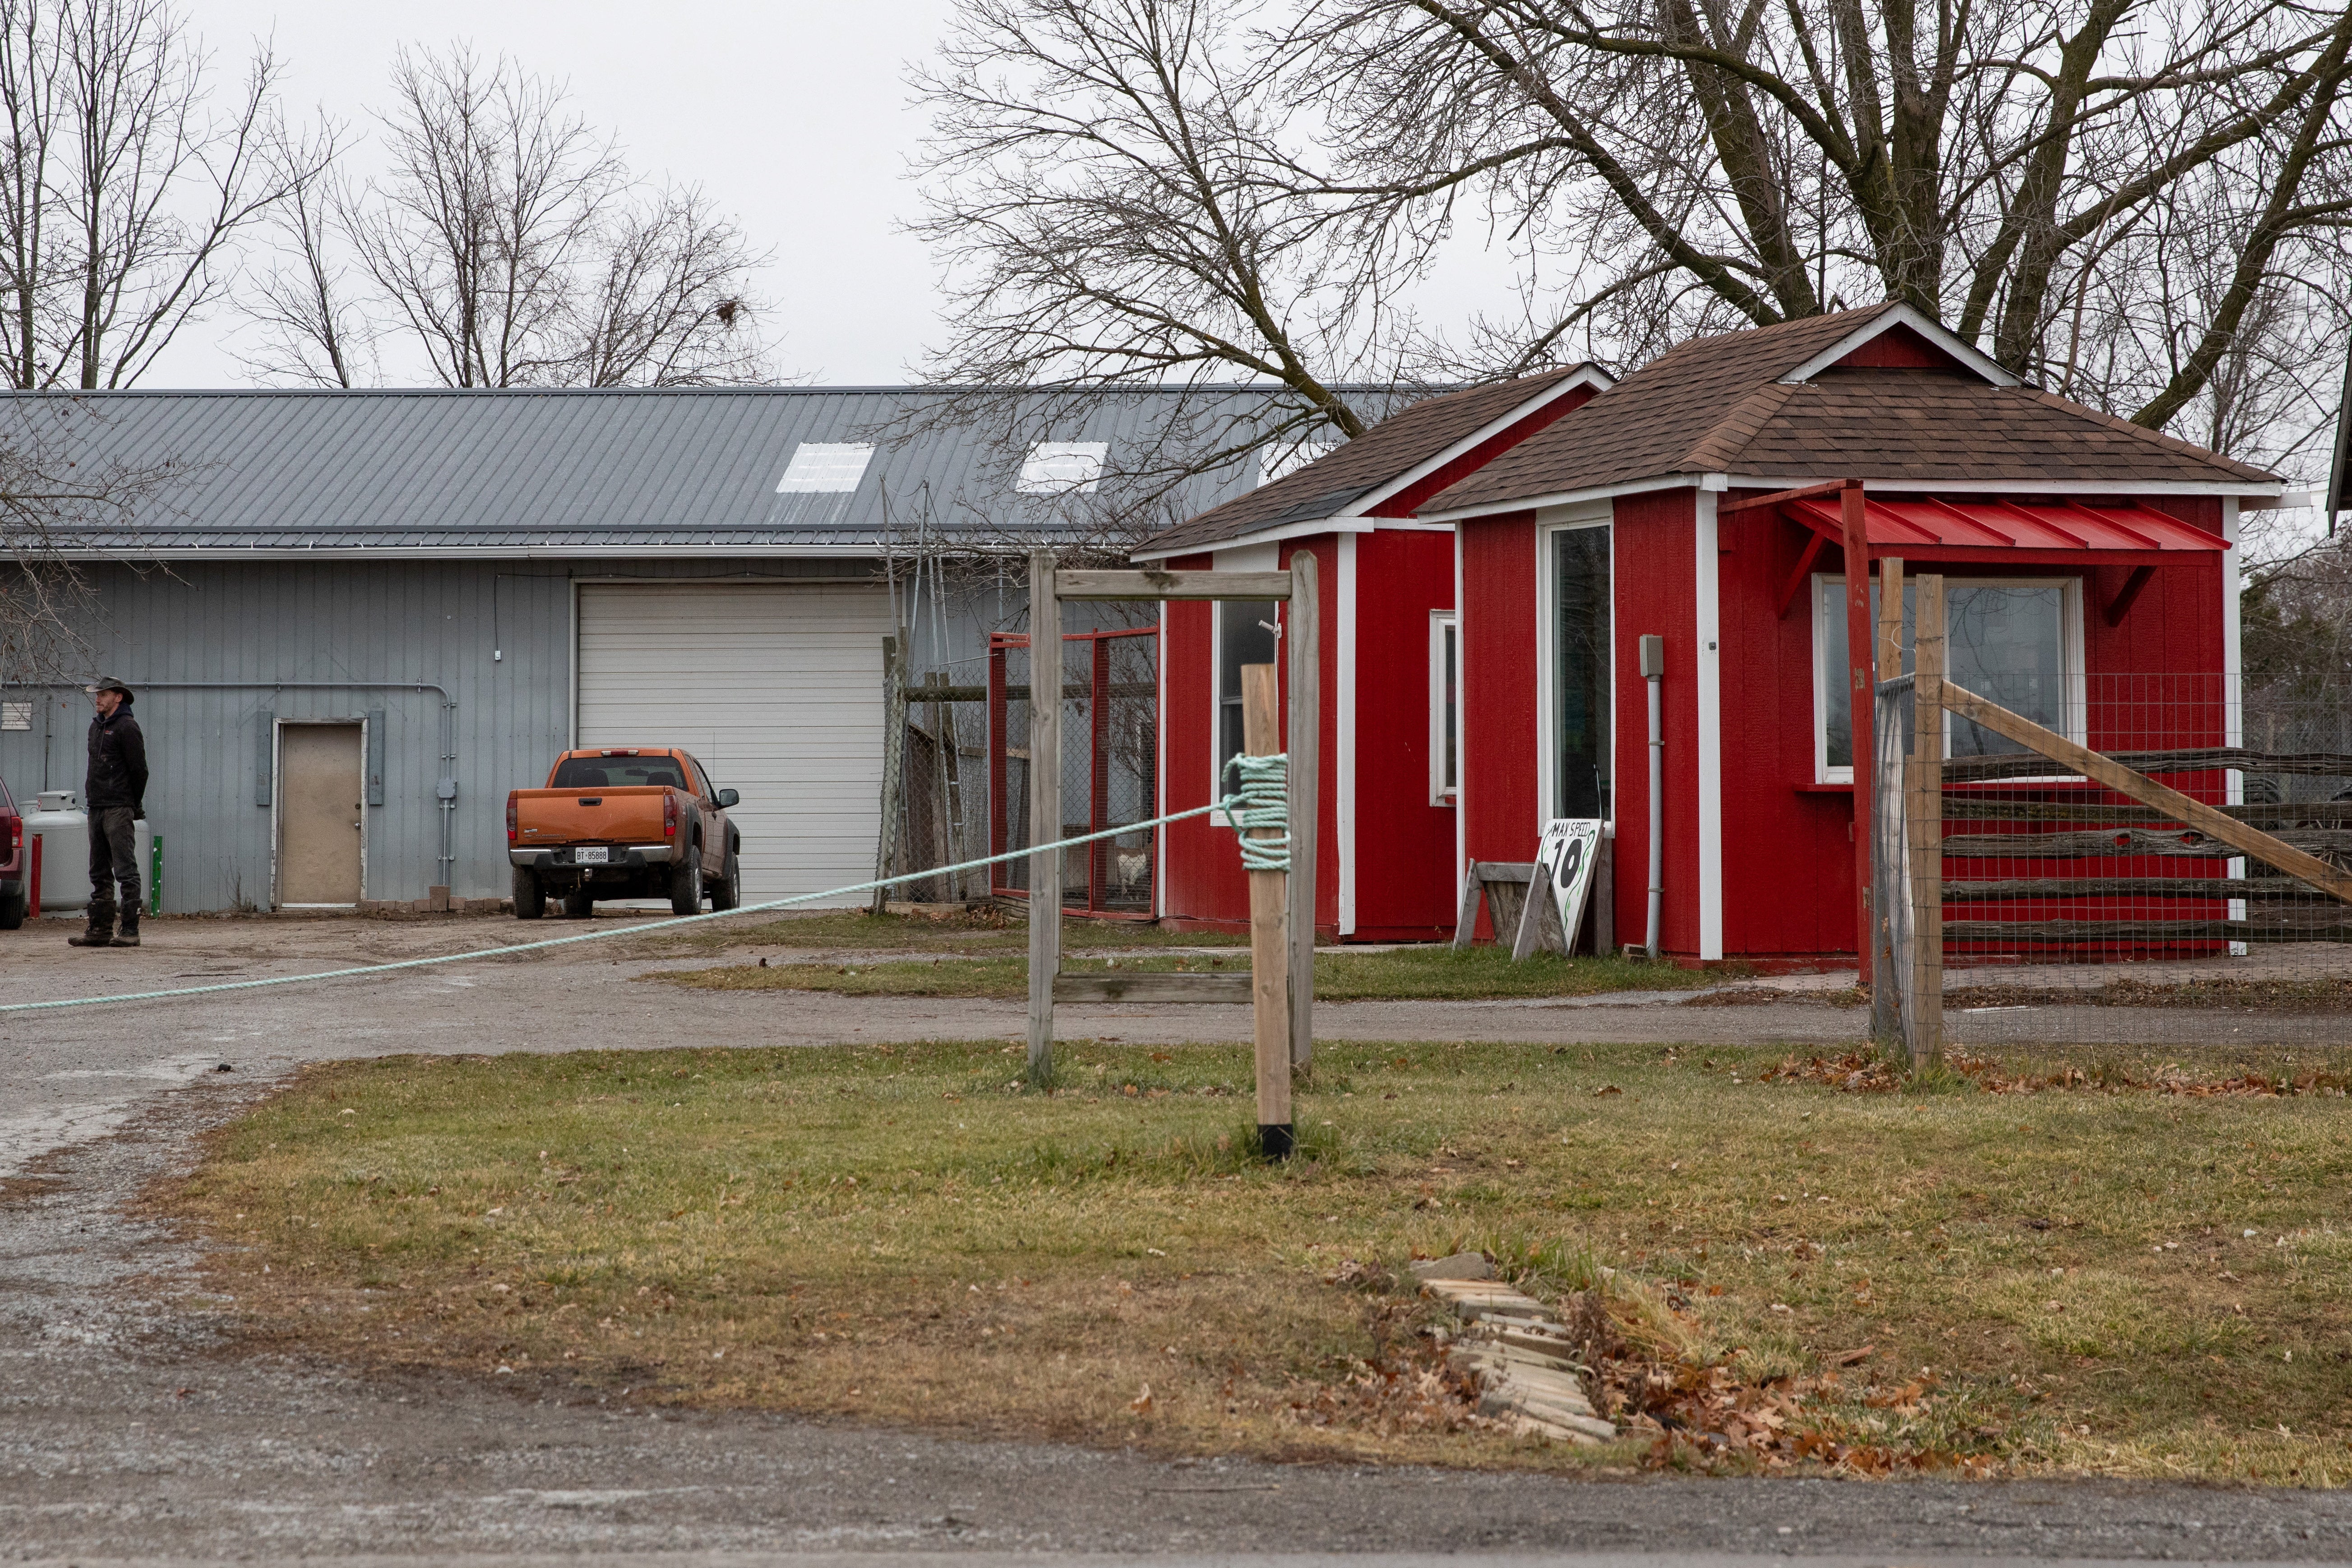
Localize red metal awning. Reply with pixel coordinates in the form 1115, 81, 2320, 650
1780, 495, 2230, 553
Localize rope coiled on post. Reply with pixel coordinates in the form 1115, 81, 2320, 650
1220, 751, 1290, 873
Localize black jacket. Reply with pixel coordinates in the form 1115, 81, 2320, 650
85, 702, 148, 813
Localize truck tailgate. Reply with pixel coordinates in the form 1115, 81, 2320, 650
513, 787, 670, 846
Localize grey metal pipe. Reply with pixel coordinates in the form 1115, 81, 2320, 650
13, 679, 459, 886
1638, 635, 1664, 960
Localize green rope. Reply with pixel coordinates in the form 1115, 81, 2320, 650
1220, 751, 1290, 873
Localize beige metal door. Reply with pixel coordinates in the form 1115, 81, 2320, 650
278, 723, 363, 906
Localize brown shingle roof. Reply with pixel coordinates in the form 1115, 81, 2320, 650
1136, 367, 1594, 557
1421, 306, 2276, 515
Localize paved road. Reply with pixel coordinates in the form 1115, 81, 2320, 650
4, 915, 2350, 1563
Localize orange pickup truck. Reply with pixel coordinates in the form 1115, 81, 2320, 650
506, 748, 741, 919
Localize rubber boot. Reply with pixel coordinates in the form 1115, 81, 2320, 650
111, 906, 141, 948
67, 913, 115, 947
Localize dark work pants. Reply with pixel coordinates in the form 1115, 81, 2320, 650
88, 806, 140, 928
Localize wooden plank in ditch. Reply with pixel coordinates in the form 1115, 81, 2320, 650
1936, 680, 2352, 905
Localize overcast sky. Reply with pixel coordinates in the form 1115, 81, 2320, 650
150, 0, 967, 387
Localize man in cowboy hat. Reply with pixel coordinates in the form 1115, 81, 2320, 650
71, 676, 147, 948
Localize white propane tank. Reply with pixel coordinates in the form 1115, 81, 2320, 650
25, 790, 87, 912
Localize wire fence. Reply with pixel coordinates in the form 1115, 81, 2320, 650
1881, 671, 2352, 1055
987, 627, 1159, 915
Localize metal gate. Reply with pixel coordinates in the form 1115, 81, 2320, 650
988, 625, 1159, 916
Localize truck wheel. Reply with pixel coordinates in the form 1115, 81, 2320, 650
513, 866, 546, 920
564, 889, 595, 919
669, 850, 703, 916
0, 885, 23, 930
709, 848, 740, 912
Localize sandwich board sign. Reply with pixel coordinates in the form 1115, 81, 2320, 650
1518, 818, 1603, 957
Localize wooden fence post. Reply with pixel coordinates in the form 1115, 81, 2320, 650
1285, 550, 1319, 1069
869, 632, 906, 916
1840, 480, 1876, 985
1242, 663, 1294, 1157
1909, 574, 1946, 1070
1026, 551, 1061, 1085
1870, 555, 1904, 1041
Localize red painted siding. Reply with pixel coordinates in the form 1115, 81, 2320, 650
1370, 384, 1601, 518
1699, 489, 2230, 960
1155, 539, 1346, 936
1833, 324, 1966, 371
1156, 551, 1243, 927
1349, 528, 1461, 937
1458, 509, 1540, 888
1609, 489, 1704, 956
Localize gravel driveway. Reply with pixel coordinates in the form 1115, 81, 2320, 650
4, 913, 2348, 1565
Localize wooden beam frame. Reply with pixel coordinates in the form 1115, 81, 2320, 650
2102, 563, 2157, 627
1027, 557, 1320, 1093
1057, 569, 1292, 601
1775, 528, 1830, 619
1935, 681, 2352, 904
1718, 479, 1851, 516
1841, 480, 1876, 985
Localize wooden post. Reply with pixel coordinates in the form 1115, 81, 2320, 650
1839, 480, 1874, 984
1909, 575, 1946, 1069
1026, 551, 1061, 1085
869, 633, 906, 916
1285, 550, 1319, 1069
1241, 663, 1294, 1157
1869, 555, 1904, 1042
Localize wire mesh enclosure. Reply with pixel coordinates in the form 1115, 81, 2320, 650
1871, 628, 2352, 1058
988, 626, 1159, 915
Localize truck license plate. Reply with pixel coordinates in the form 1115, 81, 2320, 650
574, 846, 610, 864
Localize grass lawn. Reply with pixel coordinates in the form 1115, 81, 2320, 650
654, 945, 1723, 1002
152, 1039, 2352, 1482
652, 907, 1248, 956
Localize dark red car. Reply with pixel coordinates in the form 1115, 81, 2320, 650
0, 773, 24, 929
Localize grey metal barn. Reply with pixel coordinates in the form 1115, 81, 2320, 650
0, 386, 1313, 914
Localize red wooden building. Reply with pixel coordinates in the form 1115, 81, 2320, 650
1135, 366, 1611, 938
1417, 303, 2284, 962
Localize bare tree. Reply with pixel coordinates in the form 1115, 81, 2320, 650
908, 0, 1427, 505
567, 183, 763, 386
314, 45, 769, 389
0, 396, 181, 684
0, 0, 308, 390
235, 114, 371, 387
1291, 0, 2352, 428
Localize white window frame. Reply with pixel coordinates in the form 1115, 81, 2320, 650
1534, 507, 1616, 829
1429, 609, 1459, 806
1811, 573, 2086, 783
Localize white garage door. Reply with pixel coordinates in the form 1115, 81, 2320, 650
575, 581, 893, 905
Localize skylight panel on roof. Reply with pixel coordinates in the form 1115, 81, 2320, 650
1017, 441, 1108, 495
1259, 442, 1335, 486
776, 442, 875, 493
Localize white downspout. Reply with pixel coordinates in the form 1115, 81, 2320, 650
1641, 633, 1663, 959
